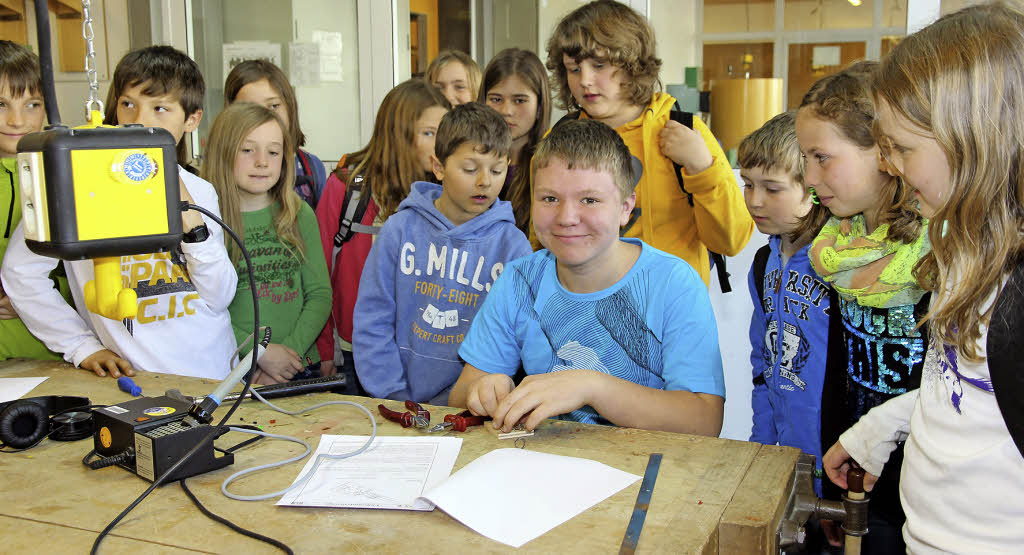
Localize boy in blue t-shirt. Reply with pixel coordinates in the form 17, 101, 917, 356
450, 119, 725, 436
352, 103, 531, 405
741, 111, 834, 499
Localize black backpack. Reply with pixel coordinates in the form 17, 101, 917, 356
552, 108, 732, 293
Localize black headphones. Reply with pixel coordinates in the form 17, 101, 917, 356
0, 395, 93, 449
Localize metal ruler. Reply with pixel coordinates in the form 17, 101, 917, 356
619, 453, 663, 554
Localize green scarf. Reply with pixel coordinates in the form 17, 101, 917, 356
809, 215, 930, 308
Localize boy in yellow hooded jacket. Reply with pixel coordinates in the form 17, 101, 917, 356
539, 0, 753, 287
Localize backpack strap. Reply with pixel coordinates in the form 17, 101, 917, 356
752, 243, 771, 309
669, 105, 733, 294
296, 148, 312, 176
751, 242, 771, 387
668, 106, 695, 207
988, 261, 1024, 459
329, 173, 379, 276
710, 253, 731, 293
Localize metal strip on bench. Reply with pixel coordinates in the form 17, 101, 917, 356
619, 453, 663, 555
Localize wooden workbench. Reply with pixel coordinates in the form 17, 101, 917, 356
0, 359, 800, 554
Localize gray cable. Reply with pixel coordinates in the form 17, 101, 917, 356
220, 395, 377, 501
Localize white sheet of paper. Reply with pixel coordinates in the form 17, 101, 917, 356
421, 448, 640, 548
0, 377, 48, 402
277, 435, 462, 510
312, 30, 343, 82
289, 42, 320, 87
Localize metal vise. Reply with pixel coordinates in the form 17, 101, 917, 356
776, 453, 869, 554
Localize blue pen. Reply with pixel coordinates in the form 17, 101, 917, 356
117, 376, 142, 397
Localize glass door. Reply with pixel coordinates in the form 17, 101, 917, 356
187, 0, 363, 168
785, 40, 866, 109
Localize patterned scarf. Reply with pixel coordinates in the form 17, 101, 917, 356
809, 215, 930, 308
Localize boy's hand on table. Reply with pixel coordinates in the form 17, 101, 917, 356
822, 440, 878, 491
255, 343, 303, 384
80, 349, 136, 378
659, 120, 713, 174
465, 373, 514, 419
491, 369, 597, 432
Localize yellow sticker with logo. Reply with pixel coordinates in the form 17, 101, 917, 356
111, 149, 160, 185
143, 406, 176, 416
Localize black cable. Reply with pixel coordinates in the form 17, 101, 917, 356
179, 479, 293, 554
91, 204, 261, 555
186, 204, 262, 426
212, 425, 264, 455
32, 0, 61, 126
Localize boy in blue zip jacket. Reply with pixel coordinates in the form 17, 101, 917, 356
743, 111, 840, 501
353, 103, 532, 405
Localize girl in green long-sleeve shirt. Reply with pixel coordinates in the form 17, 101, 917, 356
203, 103, 331, 384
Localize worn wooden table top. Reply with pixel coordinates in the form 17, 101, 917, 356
0, 359, 799, 554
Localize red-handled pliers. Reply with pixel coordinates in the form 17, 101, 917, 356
428, 410, 488, 432
378, 400, 431, 429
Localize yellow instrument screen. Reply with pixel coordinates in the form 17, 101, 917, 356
71, 148, 170, 241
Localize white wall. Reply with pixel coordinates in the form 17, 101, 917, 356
711, 170, 760, 441
651, 0, 699, 85
537, 0, 588, 123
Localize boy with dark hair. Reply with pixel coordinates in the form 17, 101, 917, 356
2, 46, 237, 379
449, 119, 725, 436
103, 45, 205, 169
353, 103, 531, 404
544, 0, 753, 289
0, 40, 73, 361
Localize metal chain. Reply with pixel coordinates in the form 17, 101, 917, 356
81, 0, 103, 117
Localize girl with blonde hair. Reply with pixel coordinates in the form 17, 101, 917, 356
426, 50, 480, 106
796, 60, 932, 553
823, 3, 1024, 551
204, 103, 331, 384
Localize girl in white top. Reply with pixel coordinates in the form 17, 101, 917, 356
822, 3, 1024, 552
